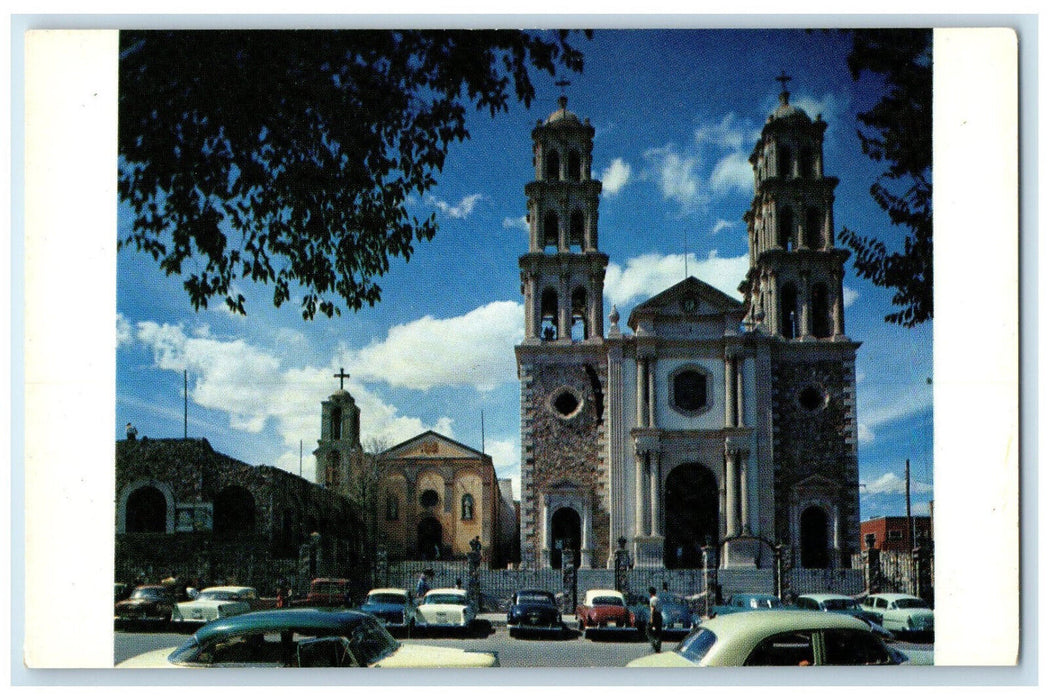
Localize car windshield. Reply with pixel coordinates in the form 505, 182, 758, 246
313, 582, 346, 595
822, 598, 860, 611
517, 593, 554, 605
893, 598, 929, 609
197, 590, 245, 602
591, 596, 624, 607
130, 587, 167, 601
424, 593, 466, 606
676, 627, 717, 664
366, 593, 406, 606
748, 597, 782, 609
348, 617, 400, 665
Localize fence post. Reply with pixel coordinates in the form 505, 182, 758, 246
374, 545, 388, 590
561, 549, 578, 615
701, 541, 717, 618
863, 533, 881, 593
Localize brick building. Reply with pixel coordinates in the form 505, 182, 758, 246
517, 87, 861, 571
860, 515, 933, 552
116, 437, 366, 592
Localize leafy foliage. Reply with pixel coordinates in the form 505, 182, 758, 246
119, 30, 589, 319
838, 29, 932, 327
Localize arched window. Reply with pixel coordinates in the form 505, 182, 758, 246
778, 207, 795, 250
778, 145, 793, 178
567, 149, 582, 181
570, 287, 588, 340
419, 489, 439, 509
543, 211, 559, 250
805, 208, 822, 249
780, 283, 798, 339
811, 283, 831, 339
213, 486, 256, 537
540, 288, 559, 341
386, 495, 399, 521
461, 493, 475, 520
330, 406, 342, 440
801, 146, 816, 178
569, 210, 584, 251
545, 149, 560, 180
672, 369, 708, 412
125, 485, 167, 533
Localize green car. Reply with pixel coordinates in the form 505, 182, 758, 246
626, 610, 932, 667
117, 608, 498, 668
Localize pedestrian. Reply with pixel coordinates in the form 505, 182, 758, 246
415, 571, 430, 600
126, 422, 137, 441
647, 586, 663, 653
455, 577, 462, 589
276, 579, 289, 608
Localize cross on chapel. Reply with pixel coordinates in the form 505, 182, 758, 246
776, 71, 792, 92
334, 367, 350, 390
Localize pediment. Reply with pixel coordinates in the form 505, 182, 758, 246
382, 431, 484, 460
627, 276, 742, 329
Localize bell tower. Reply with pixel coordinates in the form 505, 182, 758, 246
742, 75, 849, 340
516, 94, 610, 570
740, 76, 862, 568
313, 367, 363, 500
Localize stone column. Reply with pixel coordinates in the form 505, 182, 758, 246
558, 273, 570, 339
647, 356, 657, 428
799, 270, 811, 338
832, 270, 845, 337
724, 353, 736, 427
739, 449, 750, 534
735, 357, 746, 427
649, 451, 660, 537
634, 451, 646, 538
724, 444, 739, 537
636, 357, 646, 427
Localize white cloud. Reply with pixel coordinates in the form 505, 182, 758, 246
843, 286, 859, 309
486, 438, 518, 471
708, 151, 753, 195
344, 301, 524, 392
427, 193, 484, 219
116, 313, 132, 346
502, 215, 528, 232
600, 158, 631, 196
643, 145, 704, 213
604, 251, 748, 308
132, 321, 459, 477
711, 219, 737, 236
693, 113, 755, 151
792, 93, 841, 126
861, 472, 933, 496
857, 423, 875, 445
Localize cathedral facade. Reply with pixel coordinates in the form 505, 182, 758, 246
516, 89, 861, 571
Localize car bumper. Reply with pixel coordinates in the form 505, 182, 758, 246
507, 623, 563, 633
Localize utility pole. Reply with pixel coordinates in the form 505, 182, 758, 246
299, 440, 303, 478
905, 458, 913, 550
481, 410, 485, 454
183, 369, 188, 439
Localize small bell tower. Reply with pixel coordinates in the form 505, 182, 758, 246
742, 74, 849, 340
313, 367, 363, 496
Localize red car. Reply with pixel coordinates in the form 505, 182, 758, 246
575, 588, 636, 639
290, 578, 355, 608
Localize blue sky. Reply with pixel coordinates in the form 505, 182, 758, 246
115, 28, 934, 522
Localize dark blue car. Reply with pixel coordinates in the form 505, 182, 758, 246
358, 588, 417, 636
506, 589, 564, 638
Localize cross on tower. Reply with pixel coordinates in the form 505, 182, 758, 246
555, 77, 571, 94
334, 367, 350, 390
775, 71, 792, 92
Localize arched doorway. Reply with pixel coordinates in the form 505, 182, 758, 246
664, 463, 719, 569
126, 485, 167, 533
550, 507, 581, 570
417, 517, 443, 560
213, 486, 256, 537
800, 506, 830, 568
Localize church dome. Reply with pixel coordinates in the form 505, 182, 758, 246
545, 95, 581, 126
770, 91, 811, 123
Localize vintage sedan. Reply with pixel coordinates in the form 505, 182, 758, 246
116, 608, 498, 668
506, 589, 563, 638
860, 593, 934, 637
115, 585, 179, 627
795, 593, 892, 640
627, 610, 933, 667
414, 588, 477, 635
358, 588, 417, 636
576, 589, 636, 639
171, 586, 259, 626
628, 592, 699, 636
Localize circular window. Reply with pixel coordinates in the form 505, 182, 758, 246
548, 386, 584, 419
419, 489, 439, 508
798, 385, 826, 412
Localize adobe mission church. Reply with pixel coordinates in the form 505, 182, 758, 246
514, 85, 861, 572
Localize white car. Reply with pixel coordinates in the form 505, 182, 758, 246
414, 588, 476, 634
860, 593, 934, 637
171, 586, 259, 625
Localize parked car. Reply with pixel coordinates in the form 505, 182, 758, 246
795, 593, 893, 640
115, 585, 179, 627
358, 588, 417, 636
116, 608, 499, 668
860, 593, 934, 637
171, 586, 259, 626
290, 578, 355, 608
626, 610, 933, 667
506, 589, 563, 638
576, 589, 636, 639
415, 588, 477, 635
628, 592, 701, 636
114, 582, 133, 603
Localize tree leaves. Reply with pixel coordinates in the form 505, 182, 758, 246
119, 29, 589, 319
840, 29, 932, 327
